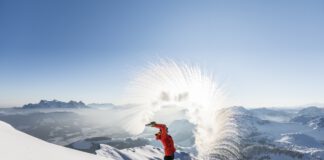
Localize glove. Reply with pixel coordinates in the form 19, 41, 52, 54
145, 121, 156, 127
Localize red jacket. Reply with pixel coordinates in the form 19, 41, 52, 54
154, 124, 176, 156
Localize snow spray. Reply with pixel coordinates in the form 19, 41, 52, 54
124, 59, 241, 159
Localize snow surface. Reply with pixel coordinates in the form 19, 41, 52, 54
96, 144, 164, 160
0, 121, 110, 160
241, 106, 324, 159
276, 133, 323, 148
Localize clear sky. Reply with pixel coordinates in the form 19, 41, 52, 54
1, 0, 324, 107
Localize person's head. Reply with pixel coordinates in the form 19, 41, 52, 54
155, 131, 161, 140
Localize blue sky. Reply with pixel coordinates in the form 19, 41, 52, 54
0, 0, 323, 107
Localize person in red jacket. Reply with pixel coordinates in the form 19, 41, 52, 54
146, 121, 176, 160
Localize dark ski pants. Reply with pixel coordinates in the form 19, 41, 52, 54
164, 154, 174, 160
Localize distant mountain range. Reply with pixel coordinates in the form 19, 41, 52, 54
22, 100, 88, 109
21, 100, 120, 109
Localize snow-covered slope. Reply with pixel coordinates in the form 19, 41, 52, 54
96, 144, 164, 160
96, 144, 192, 160
0, 121, 110, 160
239, 106, 324, 160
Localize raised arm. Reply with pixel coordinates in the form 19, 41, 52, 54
153, 123, 167, 139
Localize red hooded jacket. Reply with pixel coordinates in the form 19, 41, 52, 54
154, 124, 176, 156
